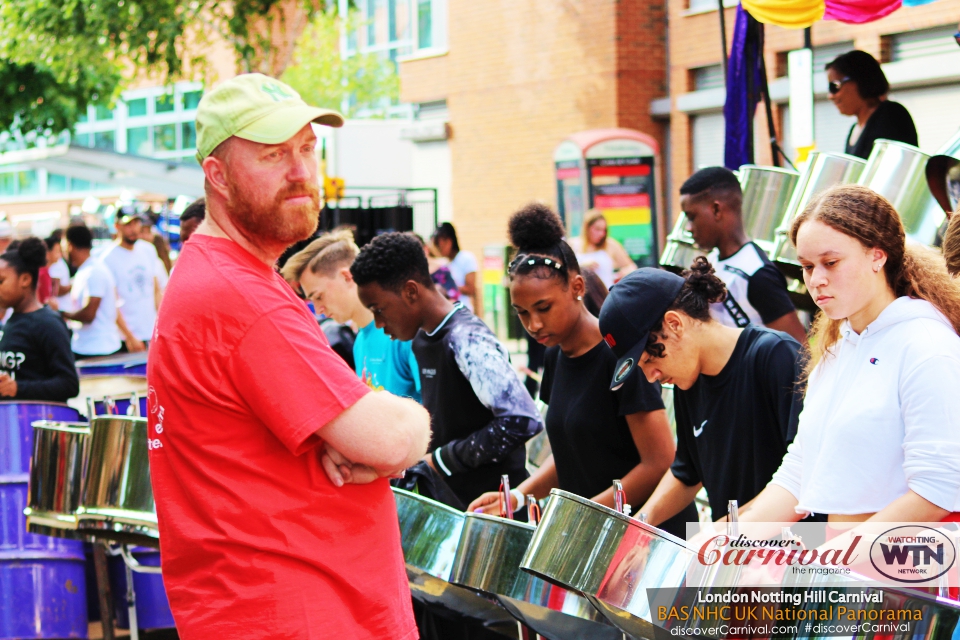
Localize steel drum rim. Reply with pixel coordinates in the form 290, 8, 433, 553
91, 415, 148, 425
391, 486, 466, 518
23, 507, 81, 530
547, 489, 692, 548
0, 400, 75, 407
31, 419, 91, 435
738, 164, 801, 177
465, 511, 536, 532
869, 138, 932, 156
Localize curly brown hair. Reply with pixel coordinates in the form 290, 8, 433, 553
790, 184, 960, 377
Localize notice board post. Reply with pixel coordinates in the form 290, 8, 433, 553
554, 129, 662, 268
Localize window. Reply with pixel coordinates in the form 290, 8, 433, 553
367, 0, 381, 45
888, 25, 957, 62
18, 170, 40, 196
94, 131, 115, 151
813, 41, 854, 70
127, 98, 148, 117
71, 178, 91, 191
418, 0, 431, 48
0, 173, 14, 196
74, 132, 92, 147
182, 90, 203, 110
78, 111, 89, 124
181, 121, 197, 149
47, 174, 69, 193
156, 94, 175, 113
128, 126, 151, 155
154, 124, 177, 151
95, 104, 114, 121
692, 65, 725, 91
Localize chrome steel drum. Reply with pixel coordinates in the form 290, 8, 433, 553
772, 152, 866, 278
738, 165, 800, 255
857, 139, 945, 247
24, 420, 91, 538
659, 213, 705, 274
77, 415, 158, 547
451, 512, 621, 640
392, 488, 519, 635
521, 489, 695, 639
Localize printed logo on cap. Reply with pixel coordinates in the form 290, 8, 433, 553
262, 82, 295, 102
614, 358, 634, 384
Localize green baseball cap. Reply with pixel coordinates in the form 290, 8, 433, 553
195, 73, 344, 161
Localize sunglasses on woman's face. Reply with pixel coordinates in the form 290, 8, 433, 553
828, 77, 851, 95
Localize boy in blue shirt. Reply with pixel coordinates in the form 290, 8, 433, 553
281, 230, 420, 401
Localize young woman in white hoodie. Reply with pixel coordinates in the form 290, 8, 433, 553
736, 184, 960, 525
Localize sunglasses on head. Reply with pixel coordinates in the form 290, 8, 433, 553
828, 77, 851, 95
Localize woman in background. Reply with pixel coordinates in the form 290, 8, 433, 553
826, 50, 917, 159
569, 209, 636, 288
433, 222, 481, 315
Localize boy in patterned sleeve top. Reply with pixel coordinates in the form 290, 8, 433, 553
351, 232, 543, 505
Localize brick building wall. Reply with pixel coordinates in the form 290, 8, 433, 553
400, 0, 669, 260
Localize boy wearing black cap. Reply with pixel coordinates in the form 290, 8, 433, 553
599, 258, 805, 523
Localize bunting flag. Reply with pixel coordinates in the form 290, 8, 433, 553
741, 0, 941, 28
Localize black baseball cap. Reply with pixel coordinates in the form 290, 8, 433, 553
599, 268, 685, 390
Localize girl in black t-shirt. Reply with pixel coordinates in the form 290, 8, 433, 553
467, 204, 696, 536
0, 237, 78, 402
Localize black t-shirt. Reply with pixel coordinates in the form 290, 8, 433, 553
671, 326, 802, 520
540, 341, 664, 500
0, 306, 79, 402
413, 304, 542, 504
845, 100, 918, 160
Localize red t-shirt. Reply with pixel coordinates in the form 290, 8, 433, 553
147, 235, 416, 640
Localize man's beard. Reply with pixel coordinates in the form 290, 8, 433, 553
227, 181, 320, 246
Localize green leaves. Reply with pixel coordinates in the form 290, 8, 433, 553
281, 7, 399, 118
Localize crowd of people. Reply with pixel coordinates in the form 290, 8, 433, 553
5, 63, 960, 639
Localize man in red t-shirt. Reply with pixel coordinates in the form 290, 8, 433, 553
147, 74, 430, 639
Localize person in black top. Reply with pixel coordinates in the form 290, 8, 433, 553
680, 167, 806, 342
350, 231, 543, 506
598, 258, 804, 523
0, 237, 78, 402
466, 204, 697, 537
826, 50, 917, 159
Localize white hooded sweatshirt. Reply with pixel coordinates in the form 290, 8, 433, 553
772, 296, 960, 515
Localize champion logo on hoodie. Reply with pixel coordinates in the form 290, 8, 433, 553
869, 358, 879, 365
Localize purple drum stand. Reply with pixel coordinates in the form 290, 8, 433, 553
0, 402, 88, 639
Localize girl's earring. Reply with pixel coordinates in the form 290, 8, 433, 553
577, 295, 583, 301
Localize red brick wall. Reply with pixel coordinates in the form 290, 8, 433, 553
401, 0, 669, 260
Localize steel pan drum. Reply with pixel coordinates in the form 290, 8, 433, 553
77, 415, 158, 548
76, 351, 148, 377
24, 420, 90, 538
659, 213, 705, 274
857, 139, 945, 247
392, 488, 519, 635
451, 512, 621, 640
772, 152, 866, 279
521, 490, 695, 639
738, 165, 800, 255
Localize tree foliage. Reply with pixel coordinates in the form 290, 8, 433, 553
0, 0, 332, 140
281, 8, 399, 118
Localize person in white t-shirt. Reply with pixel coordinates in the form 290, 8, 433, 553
100, 213, 161, 351
45, 233, 73, 312
433, 222, 482, 315
60, 225, 122, 358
